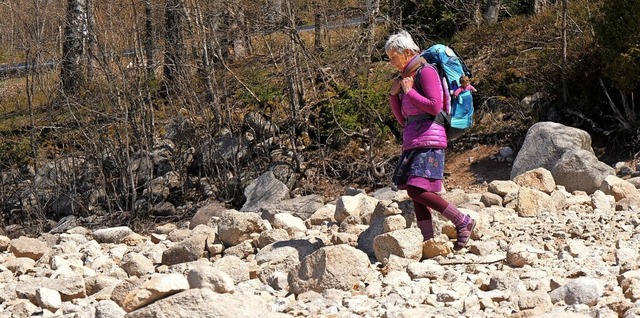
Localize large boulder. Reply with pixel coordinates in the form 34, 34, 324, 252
288, 245, 374, 295
161, 233, 212, 266
599, 175, 640, 201
255, 240, 319, 286
9, 237, 49, 261
548, 277, 604, 306
240, 171, 290, 212
551, 149, 614, 194
273, 194, 325, 220
373, 228, 423, 264
514, 188, 556, 217
125, 288, 285, 318
212, 255, 250, 284
199, 132, 250, 171
357, 200, 416, 257
334, 193, 378, 224
92, 227, 135, 244
217, 210, 265, 246
189, 201, 227, 229
511, 122, 593, 179
123, 273, 189, 312
513, 168, 556, 194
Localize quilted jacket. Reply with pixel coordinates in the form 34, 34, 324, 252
389, 59, 448, 151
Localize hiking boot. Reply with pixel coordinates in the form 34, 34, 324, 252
454, 215, 476, 250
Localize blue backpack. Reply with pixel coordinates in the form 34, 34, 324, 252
406, 44, 474, 140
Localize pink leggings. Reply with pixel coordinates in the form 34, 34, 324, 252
407, 186, 448, 220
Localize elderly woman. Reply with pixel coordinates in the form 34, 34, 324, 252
386, 30, 475, 250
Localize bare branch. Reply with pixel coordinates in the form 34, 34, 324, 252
599, 77, 632, 131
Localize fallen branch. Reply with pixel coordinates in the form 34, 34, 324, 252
438, 255, 506, 266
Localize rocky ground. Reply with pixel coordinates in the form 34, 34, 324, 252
1, 159, 640, 317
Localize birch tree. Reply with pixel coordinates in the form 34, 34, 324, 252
267, 0, 283, 27
314, 3, 325, 52
561, 0, 568, 102
163, 0, 187, 96
534, 0, 554, 14
483, 0, 501, 24
144, 0, 155, 79
355, 0, 379, 75
61, 0, 87, 93
226, 5, 249, 60
472, 0, 483, 26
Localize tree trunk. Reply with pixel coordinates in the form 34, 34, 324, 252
314, 10, 324, 52
283, 0, 305, 171
144, 0, 155, 79
85, 0, 97, 80
357, 0, 379, 75
61, 0, 87, 94
533, 0, 555, 14
267, 0, 283, 27
561, 0, 568, 102
286, 44, 301, 121
473, 0, 483, 26
163, 0, 186, 95
236, 8, 251, 58
534, 0, 543, 13
483, 0, 501, 24
226, 6, 248, 61
284, 0, 303, 119
192, 4, 216, 105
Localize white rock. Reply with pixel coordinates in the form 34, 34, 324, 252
187, 265, 235, 293
272, 213, 307, 235
35, 287, 62, 312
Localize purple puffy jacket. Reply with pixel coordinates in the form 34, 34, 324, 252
389, 61, 448, 151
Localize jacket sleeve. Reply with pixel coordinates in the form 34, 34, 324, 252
403, 65, 443, 116
389, 94, 405, 126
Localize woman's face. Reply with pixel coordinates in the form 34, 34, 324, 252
387, 49, 413, 72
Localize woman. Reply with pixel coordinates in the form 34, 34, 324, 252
386, 31, 475, 250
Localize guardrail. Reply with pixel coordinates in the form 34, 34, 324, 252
0, 60, 57, 78
0, 16, 382, 80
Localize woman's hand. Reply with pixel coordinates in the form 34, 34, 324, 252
401, 77, 414, 93
390, 78, 402, 96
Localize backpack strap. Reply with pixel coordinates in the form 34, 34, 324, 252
401, 56, 427, 79
412, 64, 451, 128
405, 113, 436, 125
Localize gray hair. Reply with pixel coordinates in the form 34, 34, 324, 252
385, 30, 420, 54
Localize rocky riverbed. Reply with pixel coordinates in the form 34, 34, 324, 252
1, 164, 640, 317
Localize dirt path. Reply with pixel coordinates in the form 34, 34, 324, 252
444, 144, 512, 194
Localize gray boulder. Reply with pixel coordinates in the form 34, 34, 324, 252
549, 277, 604, 306
125, 288, 285, 318
288, 245, 374, 294
273, 194, 325, 220
255, 239, 320, 285
551, 149, 614, 193
511, 122, 593, 179
240, 171, 290, 212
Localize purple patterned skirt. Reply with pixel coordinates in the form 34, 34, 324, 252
392, 148, 445, 192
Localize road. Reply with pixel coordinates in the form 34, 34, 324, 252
0, 16, 379, 78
